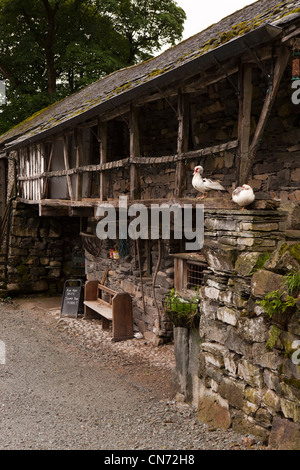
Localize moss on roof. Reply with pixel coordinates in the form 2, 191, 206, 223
1, 0, 300, 149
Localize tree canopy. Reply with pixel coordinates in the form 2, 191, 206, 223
0, 0, 186, 134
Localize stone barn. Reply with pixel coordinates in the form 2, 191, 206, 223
0, 0, 299, 448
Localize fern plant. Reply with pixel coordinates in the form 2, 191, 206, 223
257, 271, 299, 351
257, 290, 297, 320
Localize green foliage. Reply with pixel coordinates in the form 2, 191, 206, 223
289, 243, 300, 262
284, 271, 300, 296
266, 325, 281, 351
0, 0, 186, 134
257, 270, 300, 351
164, 288, 199, 328
257, 290, 297, 320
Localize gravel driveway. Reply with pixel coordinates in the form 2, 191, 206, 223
0, 296, 266, 451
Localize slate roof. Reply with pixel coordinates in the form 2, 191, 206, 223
1, 0, 300, 150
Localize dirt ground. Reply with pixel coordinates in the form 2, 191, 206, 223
15, 295, 177, 399
0, 295, 266, 451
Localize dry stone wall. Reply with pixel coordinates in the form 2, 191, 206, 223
4, 202, 83, 295
174, 208, 300, 448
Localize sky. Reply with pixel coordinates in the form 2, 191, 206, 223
176, 0, 257, 40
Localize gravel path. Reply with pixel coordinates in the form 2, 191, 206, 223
0, 296, 267, 451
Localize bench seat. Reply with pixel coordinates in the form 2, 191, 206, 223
83, 300, 113, 321
84, 280, 134, 342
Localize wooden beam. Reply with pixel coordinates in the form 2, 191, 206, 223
175, 89, 189, 198
63, 134, 74, 200
17, 140, 239, 187
99, 121, 108, 201
282, 27, 300, 43
41, 143, 54, 199
238, 64, 253, 185
129, 106, 141, 200
69, 207, 94, 217
240, 46, 290, 185
74, 128, 83, 201
39, 205, 70, 217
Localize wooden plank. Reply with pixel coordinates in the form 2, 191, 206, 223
41, 142, 54, 199
175, 89, 189, 198
39, 205, 70, 217
98, 284, 116, 296
83, 300, 113, 320
63, 134, 74, 200
282, 27, 300, 43
240, 46, 290, 184
99, 121, 108, 201
84, 280, 99, 320
238, 64, 253, 185
74, 128, 83, 201
112, 293, 133, 342
129, 106, 141, 200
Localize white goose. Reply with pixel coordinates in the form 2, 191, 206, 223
232, 184, 255, 209
192, 165, 226, 198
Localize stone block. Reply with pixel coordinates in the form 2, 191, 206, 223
263, 369, 282, 395
255, 408, 273, 427
202, 286, 220, 301
238, 359, 264, 388
263, 390, 281, 413
173, 327, 189, 398
280, 398, 300, 422
199, 299, 218, 318
291, 168, 300, 182
199, 316, 227, 345
121, 279, 136, 295
241, 222, 279, 232
202, 243, 238, 273
197, 385, 231, 430
245, 387, 264, 406
232, 413, 269, 444
235, 252, 262, 276
201, 342, 227, 369
238, 316, 268, 343
225, 326, 252, 358
217, 306, 238, 326
265, 241, 300, 273
11, 226, 39, 238
252, 343, 284, 370
218, 377, 245, 410
251, 270, 284, 298
205, 218, 237, 232
243, 400, 259, 416
269, 417, 300, 450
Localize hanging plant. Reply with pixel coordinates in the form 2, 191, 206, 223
163, 288, 200, 329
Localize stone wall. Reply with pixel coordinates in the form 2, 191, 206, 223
5, 202, 83, 295
173, 207, 300, 449
85, 237, 176, 344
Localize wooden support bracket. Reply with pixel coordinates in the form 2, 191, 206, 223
240, 46, 290, 185
175, 90, 189, 198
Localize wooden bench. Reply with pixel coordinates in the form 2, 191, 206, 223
84, 280, 134, 342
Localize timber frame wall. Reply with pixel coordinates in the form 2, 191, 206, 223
8, 37, 299, 214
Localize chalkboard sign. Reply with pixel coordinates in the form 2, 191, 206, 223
61, 280, 83, 318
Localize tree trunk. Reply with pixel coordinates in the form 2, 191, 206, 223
42, 0, 59, 95
45, 49, 56, 95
